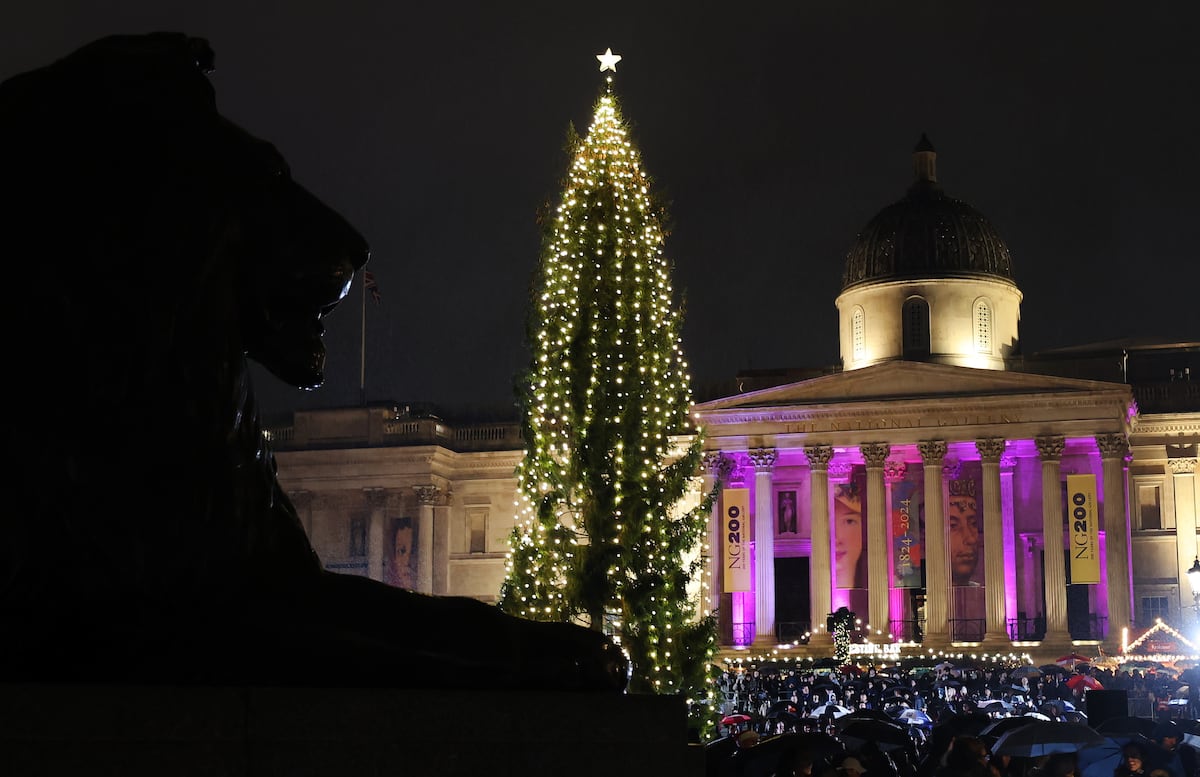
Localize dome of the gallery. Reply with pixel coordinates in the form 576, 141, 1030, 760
841, 135, 1016, 291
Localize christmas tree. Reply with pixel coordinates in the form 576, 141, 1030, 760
499, 49, 719, 735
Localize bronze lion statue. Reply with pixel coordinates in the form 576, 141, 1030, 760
0, 33, 628, 691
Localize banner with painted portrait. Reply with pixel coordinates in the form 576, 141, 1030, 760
834, 468, 868, 589
945, 467, 984, 589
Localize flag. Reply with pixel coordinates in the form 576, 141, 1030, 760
364, 270, 381, 304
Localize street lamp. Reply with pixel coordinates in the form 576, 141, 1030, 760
1187, 557, 1200, 618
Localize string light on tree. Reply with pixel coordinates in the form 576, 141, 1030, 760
498, 48, 721, 739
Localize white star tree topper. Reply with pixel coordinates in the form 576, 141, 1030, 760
596, 47, 621, 72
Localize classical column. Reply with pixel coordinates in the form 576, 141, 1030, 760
861, 442, 891, 638
918, 440, 949, 646
1169, 453, 1199, 626
702, 452, 726, 617
364, 487, 387, 582
1037, 436, 1069, 641
289, 489, 313, 539
1000, 456, 1018, 637
1098, 433, 1134, 645
804, 444, 834, 646
432, 493, 452, 596
976, 437, 1009, 647
414, 485, 441, 594
749, 447, 778, 644
884, 459, 908, 639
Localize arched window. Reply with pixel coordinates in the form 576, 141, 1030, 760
852, 307, 865, 359
902, 297, 930, 357
974, 298, 993, 354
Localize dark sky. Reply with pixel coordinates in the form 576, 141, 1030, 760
4, 2, 1198, 419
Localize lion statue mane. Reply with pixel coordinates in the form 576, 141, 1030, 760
0, 33, 627, 691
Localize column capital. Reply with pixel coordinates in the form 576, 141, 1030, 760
703, 451, 736, 482
414, 485, 442, 506
748, 447, 778, 471
1169, 457, 1198, 475
1036, 436, 1066, 461
1096, 433, 1131, 461
363, 486, 388, 508
1000, 455, 1017, 473
917, 440, 947, 465
883, 460, 908, 483
803, 444, 835, 470
976, 437, 1007, 463
860, 442, 890, 468
943, 459, 962, 480
828, 462, 852, 480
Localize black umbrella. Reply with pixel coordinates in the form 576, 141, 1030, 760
835, 708, 895, 726
1010, 665, 1042, 679
767, 700, 802, 719
991, 721, 1105, 758
1040, 664, 1071, 677
720, 732, 847, 777
981, 717, 1039, 740
836, 718, 913, 752
1095, 716, 1158, 738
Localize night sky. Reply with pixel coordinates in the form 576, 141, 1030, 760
4, 2, 1198, 420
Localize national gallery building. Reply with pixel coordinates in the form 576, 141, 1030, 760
266, 140, 1197, 664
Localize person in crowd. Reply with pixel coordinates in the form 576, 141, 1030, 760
1115, 744, 1148, 777
935, 735, 992, 777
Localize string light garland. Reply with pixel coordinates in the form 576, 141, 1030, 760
497, 49, 721, 738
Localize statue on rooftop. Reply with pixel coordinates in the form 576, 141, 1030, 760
0, 33, 628, 692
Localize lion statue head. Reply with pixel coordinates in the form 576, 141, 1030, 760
1, 33, 627, 691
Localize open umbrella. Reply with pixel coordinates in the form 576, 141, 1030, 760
807, 703, 854, 720
1057, 653, 1094, 668
836, 708, 895, 725
1010, 665, 1042, 679
1095, 716, 1159, 738
723, 713, 754, 726
895, 708, 933, 728
981, 716, 1041, 740
1066, 674, 1104, 692
991, 721, 1105, 758
836, 718, 913, 752
766, 700, 801, 719
1078, 734, 1171, 777
1040, 664, 1072, 677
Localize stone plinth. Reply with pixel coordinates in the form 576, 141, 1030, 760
1, 684, 695, 777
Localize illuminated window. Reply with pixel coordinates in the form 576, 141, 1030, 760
469, 509, 488, 554
902, 297, 929, 357
974, 299, 992, 353
852, 307, 865, 359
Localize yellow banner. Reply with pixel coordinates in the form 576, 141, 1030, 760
723, 488, 751, 592
1067, 474, 1100, 584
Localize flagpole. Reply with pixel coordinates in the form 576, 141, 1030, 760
359, 271, 367, 406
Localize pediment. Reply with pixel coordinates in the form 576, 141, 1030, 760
693, 361, 1128, 413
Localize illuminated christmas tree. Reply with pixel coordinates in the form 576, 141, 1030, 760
499, 49, 719, 733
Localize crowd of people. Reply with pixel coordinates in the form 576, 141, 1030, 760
708, 660, 1200, 777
